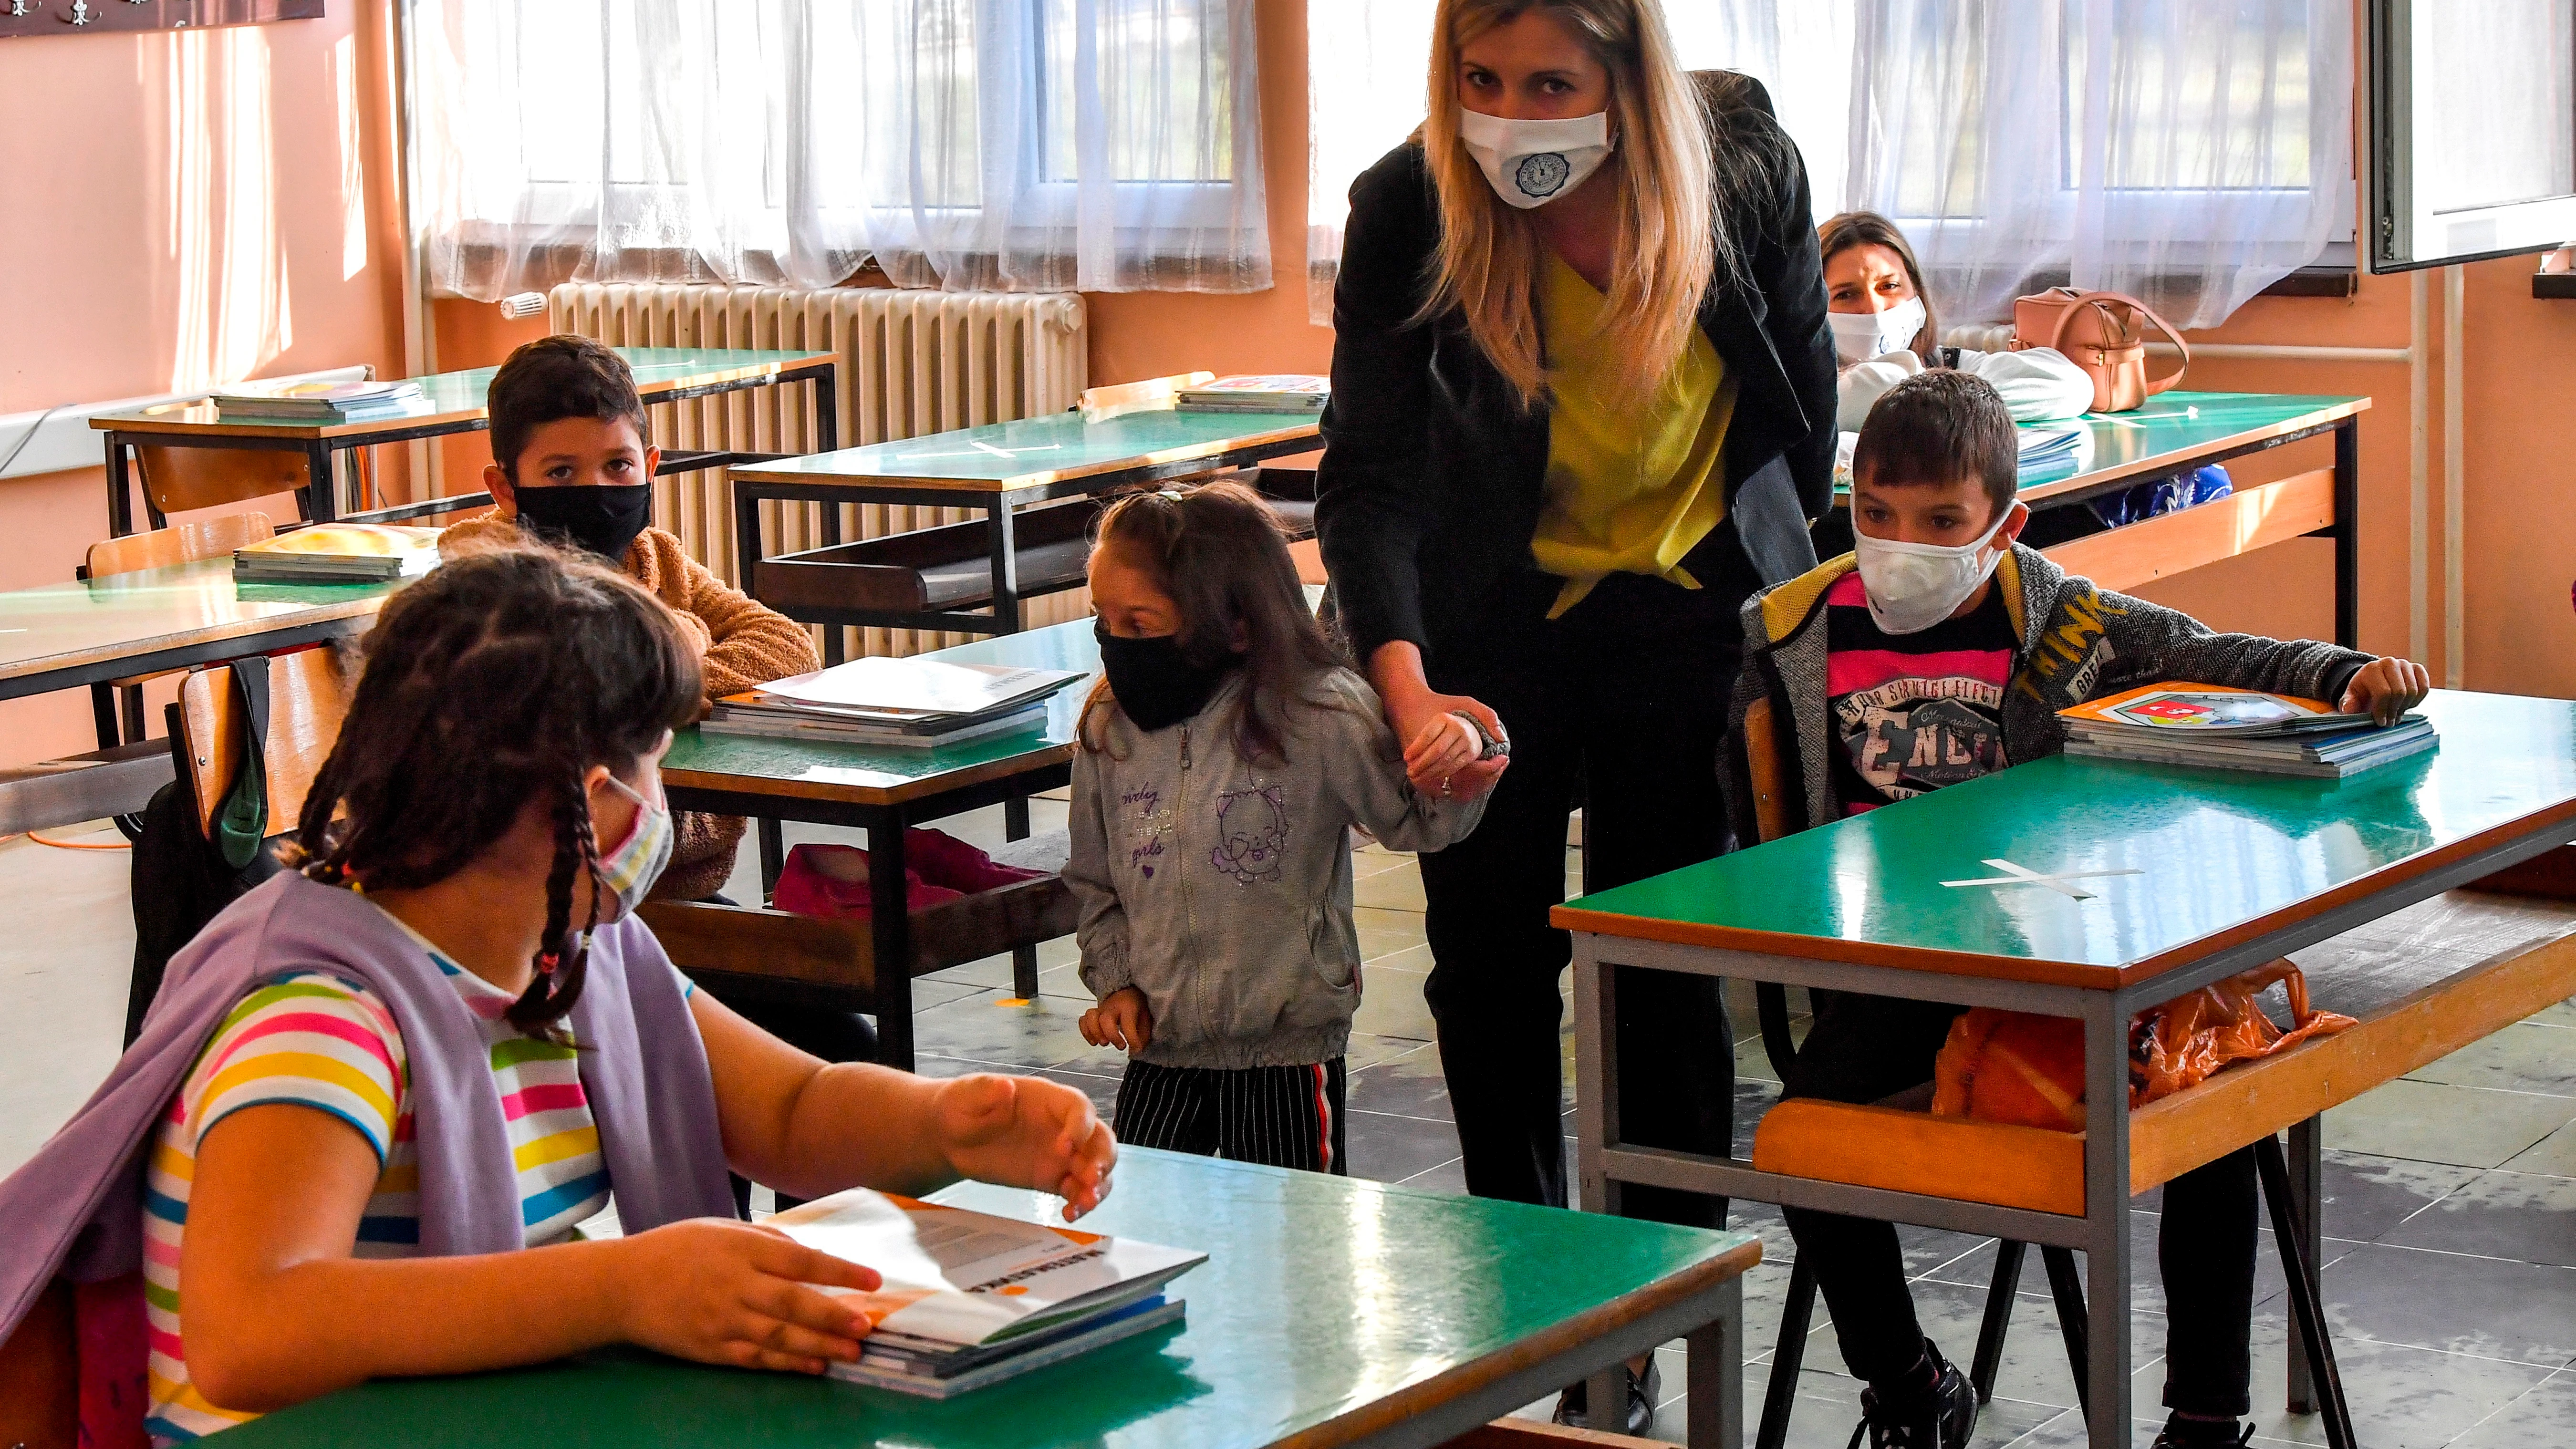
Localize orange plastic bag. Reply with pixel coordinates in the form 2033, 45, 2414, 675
1930, 961, 2356, 1131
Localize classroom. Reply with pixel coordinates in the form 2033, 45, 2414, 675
2, 2, 2573, 1448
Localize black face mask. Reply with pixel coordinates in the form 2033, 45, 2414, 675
513, 483, 653, 561
1096, 621, 1238, 732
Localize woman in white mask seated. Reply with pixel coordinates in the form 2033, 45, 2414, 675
1821, 210, 2094, 432
1313, 0, 1838, 1433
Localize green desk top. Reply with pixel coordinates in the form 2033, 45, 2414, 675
87, 349, 834, 441
1558, 690, 2576, 988
219, 1149, 1759, 1449
2013, 391, 2364, 501
661, 617, 1101, 807
727, 407, 1321, 494
0, 557, 394, 691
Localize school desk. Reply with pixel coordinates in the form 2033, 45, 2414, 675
1555, 688, 2576, 1449
726, 407, 1319, 658
1824, 391, 2367, 647
210, 1149, 1761, 1449
90, 348, 839, 537
655, 614, 1101, 1067
0, 555, 393, 717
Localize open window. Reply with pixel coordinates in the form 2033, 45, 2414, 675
2369, 0, 2576, 270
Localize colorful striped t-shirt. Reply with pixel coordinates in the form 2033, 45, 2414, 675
1824, 570, 2016, 815
140, 925, 636, 1442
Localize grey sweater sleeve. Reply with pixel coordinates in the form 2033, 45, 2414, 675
1316, 677, 1488, 854
2095, 587, 2370, 704
1065, 746, 1135, 1000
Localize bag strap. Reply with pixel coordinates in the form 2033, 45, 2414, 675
2043, 289, 2191, 394
213, 655, 271, 870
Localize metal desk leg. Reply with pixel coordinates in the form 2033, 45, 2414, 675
105, 434, 135, 538
989, 501, 1024, 635
1685, 1276, 1744, 1449
303, 440, 337, 524
2081, 991, 2134, 1449
811, 373, 839, 452
758, 819, 786, 903
1005, 795, 1039, 999
90, 684, 123, 750
868, 816, 916, 1070
2333, 418, 2359, 651
2286, 1114, 2327, 1413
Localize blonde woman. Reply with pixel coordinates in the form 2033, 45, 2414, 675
1313, 0, 1835, 1432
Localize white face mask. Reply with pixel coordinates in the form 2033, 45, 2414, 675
1827, 295, 1928, 364
1854, 502, 2022, 635
1457, 108, 1614, 209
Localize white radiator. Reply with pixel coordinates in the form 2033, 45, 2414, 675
548, 283, 1091, 657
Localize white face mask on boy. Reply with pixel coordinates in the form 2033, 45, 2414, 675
1827, 295, 1928, 364
1853, 501, 2024, 635
1457, 109, 1615, 209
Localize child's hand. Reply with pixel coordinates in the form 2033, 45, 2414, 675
2340, 656, 2432, 726
613, 1217, 881, 1375
1399, 701, 1508, 801
934, 1073, 1119, 1221
1079, 986, 1154, 1055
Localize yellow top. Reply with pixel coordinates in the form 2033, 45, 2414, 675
1528, 251, 1738, 617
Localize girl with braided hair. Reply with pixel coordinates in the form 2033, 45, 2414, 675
0, 546, 1113, 1443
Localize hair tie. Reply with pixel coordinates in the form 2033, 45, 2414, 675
536, 950, 562, 976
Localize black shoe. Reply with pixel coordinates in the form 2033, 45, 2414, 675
1551, 1357, 1660, 1436
1848, 1342, 1977, 1449
2150, 1421, 2253, 1449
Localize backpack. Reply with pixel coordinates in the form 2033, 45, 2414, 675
125, 657, 288, 1046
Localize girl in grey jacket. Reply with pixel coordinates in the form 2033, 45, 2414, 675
1068, 484, 1493, 1173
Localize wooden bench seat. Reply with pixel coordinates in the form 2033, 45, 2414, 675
1751, 884, 2576, 1216
639, 831, 1076, 1009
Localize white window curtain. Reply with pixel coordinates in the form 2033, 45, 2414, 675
1305, 0, 2351, 330
410, 0, 1270, 300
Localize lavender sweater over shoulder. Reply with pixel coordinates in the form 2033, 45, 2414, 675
0, 870, 737, 1346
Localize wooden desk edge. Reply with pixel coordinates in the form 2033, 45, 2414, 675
662, 739, 1077, 809
2015, 395, 2370, 504
0, 595, 385, 685
1273, 1236, 1764, 1449
726, 419, 1322, 492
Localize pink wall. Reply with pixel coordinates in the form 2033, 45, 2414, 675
0, 3, 408, 766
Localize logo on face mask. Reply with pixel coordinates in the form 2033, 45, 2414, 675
1515, 151, 1573, 197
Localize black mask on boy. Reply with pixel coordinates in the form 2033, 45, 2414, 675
513, 483, 653, 562
1095, 621, 1238, 732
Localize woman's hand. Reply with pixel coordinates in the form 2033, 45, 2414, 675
613, 1218, 881, 1376
1080, 986, 1154, 1055
935, 1073, 1118, 1221
1371, 642, 1509, 799
2340, 657, 2433, 726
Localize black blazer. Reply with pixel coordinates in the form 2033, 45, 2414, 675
1314, 74, 1838, 665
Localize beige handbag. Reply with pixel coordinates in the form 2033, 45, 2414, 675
2010, 287, 2190, 413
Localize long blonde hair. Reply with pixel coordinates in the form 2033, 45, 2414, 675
1418, 0, 1735, 411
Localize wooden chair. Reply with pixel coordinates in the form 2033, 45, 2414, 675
134, 445, 311, 531
1735, 697, 2091, 1447
0, 1278, 75, 1449
168, 646, 352, 850
83, 511, 275, 747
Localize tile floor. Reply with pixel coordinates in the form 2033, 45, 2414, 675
9, 803, 2576, 1448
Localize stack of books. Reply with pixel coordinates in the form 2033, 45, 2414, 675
211, 379, 425, 424
704, 656, 1087, 749
233, 524, 443, 584
2014, 419, 2087, 472
773, 1189, 1203, 1397
2058, 683, 2437, 779
1175, 374, 1330, 414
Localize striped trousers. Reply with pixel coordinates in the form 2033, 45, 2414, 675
1112, 1058, 1348, 1174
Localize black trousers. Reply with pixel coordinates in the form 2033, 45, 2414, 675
1779, 993, 2260, 1418
1114, 1058, 1350, 1174
1417, 566, 1742, 1229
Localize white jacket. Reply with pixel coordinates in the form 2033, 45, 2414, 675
1835, 345, 2093, 432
